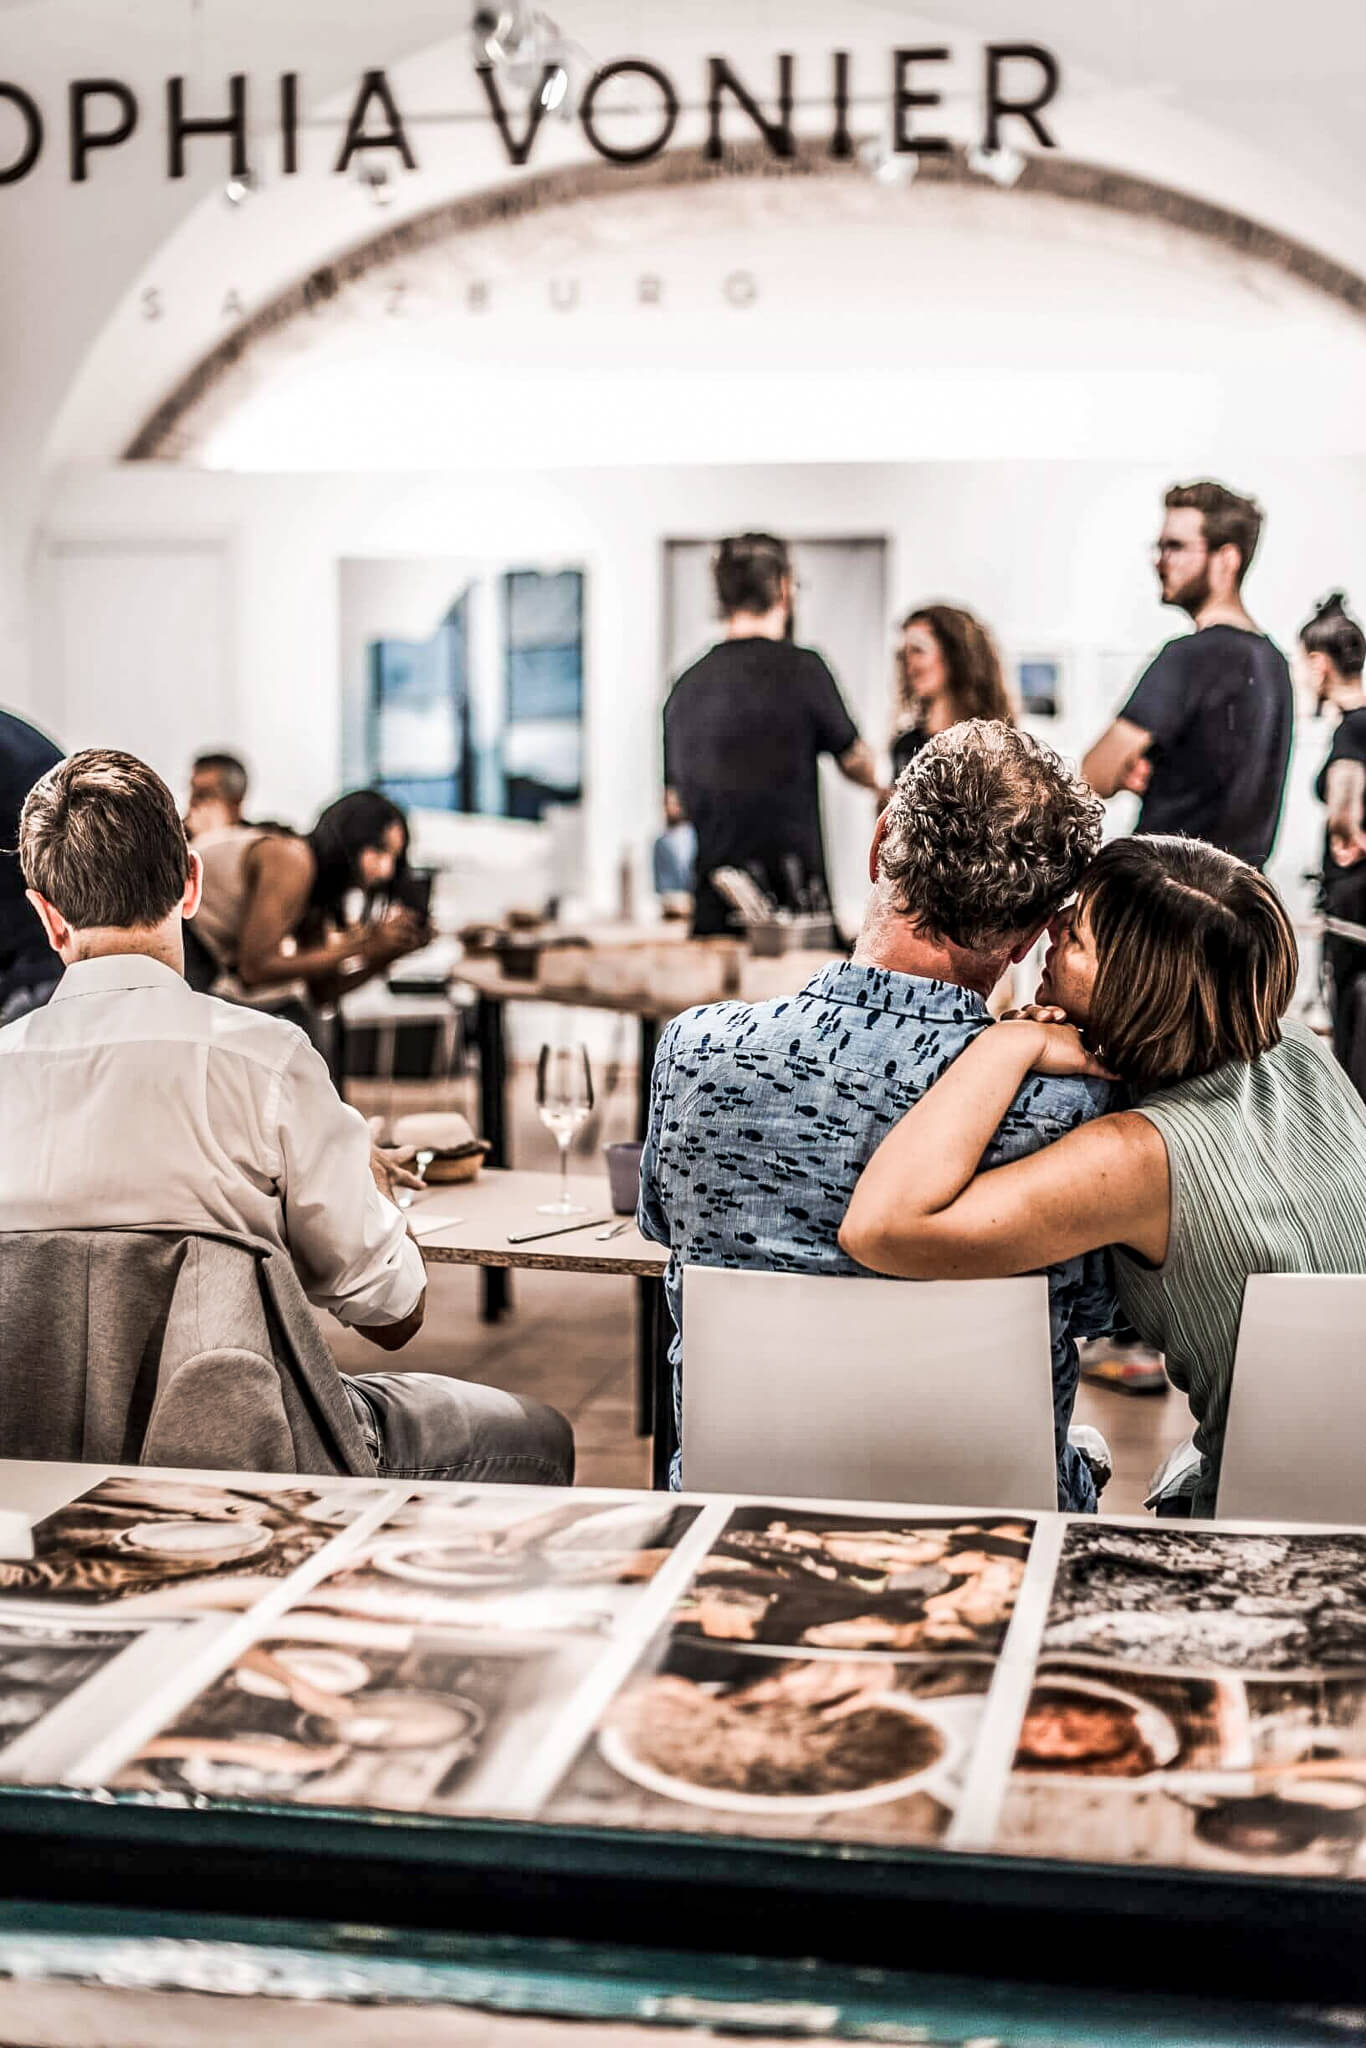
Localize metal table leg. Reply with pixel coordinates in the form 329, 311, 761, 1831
634, 1276, 654, 1441
636, 1015, 660, 1141
475, 994, 511, 1323
647, 1274, 677, 1490
633, 1012, 664, 1444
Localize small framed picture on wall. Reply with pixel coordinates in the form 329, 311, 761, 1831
1016, 656, 1063, 719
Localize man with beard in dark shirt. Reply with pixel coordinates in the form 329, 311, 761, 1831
1083, 480, 1293, 871
663, 534, 884, 938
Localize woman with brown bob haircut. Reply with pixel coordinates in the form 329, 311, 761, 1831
841, 835, 1366, 1516
891, 603, 1016, 781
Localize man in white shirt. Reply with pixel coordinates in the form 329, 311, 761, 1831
1, 748, 573, 1486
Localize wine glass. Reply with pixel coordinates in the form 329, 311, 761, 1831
536, 1043, 594, 1214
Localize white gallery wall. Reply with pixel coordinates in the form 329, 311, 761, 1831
36, 453, 1363, 936
7, 0, 1366, 721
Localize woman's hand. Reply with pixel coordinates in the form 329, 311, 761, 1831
361, 910, 428, 963
1328, 815, 1366, 868
997, 1008, 1114, 1080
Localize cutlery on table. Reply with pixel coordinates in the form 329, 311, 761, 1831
595, 1220, 632, 1240
506, 1216, 615, 1245
396, 1149, 436, 1210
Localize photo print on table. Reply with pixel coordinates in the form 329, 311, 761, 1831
1042, 1525, 1366, 1673
1012, 1659, 1241, 1782
669, 1506, 1033, 1656
292, 1493, 701, 1639
998, 1665, 1366, 1880
546, 1636, 994, 1845
0, 1476, 385, 1614
113, 1619, 589, 1819
0, 1613, 178, 1771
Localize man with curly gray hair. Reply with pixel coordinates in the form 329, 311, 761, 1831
639, 718, 1118, 1512
872, 719, 1104, 959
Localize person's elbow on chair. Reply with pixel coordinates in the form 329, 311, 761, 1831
839, 1202, 937, 1279
839, 1211, 898, 1276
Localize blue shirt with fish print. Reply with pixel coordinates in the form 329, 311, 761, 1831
637, 960, 1119, 1511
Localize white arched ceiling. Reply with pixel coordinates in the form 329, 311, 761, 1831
109, 144, 1366, 472
34, 0, 1366, 480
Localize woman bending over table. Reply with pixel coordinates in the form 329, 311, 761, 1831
196, 788, 428, 1016
840, 836, 1366, 1516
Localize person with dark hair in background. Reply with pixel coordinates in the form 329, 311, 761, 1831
194, 787, 428, 1021
0, 749, 571, 1487
663, 533, 884, 939
1301, 591, 1366, 1097
1083, 481, 1293, 870
182, 752, 255, 997
0, 708, 63, 1025
185, 752, 249, 839
890, 603, 1015, 780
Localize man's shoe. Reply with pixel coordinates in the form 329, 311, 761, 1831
1067, 1422, 1113, 1498
1078, 1338, 1169, 1396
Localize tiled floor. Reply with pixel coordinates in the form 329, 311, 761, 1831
333, 1068, 1193, 1514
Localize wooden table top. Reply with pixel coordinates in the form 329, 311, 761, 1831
408, 1168, 668, 1277
453, 947, 841, 1021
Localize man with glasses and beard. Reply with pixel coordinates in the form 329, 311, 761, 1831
1078, 481, 1293, 1405
1082, 480, 1293, 871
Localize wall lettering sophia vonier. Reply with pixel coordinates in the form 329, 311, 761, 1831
0, 46, 1060, 188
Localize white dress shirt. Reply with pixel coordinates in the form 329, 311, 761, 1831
0, 953, 424, 1328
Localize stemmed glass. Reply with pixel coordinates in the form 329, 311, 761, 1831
536, 1042, 593, 1214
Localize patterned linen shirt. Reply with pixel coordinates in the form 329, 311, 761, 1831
638, 960, 1119, 1511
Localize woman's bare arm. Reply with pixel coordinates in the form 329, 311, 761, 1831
235, 837, 329, 990
236, 838, 419, 997
1325, 758, 1366, 866
838, 1018, 1170, 1278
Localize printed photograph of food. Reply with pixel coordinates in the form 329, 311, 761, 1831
296, 1494, 699, 1637
999, 1669, 1366, 1878
113, 1617, 583, 1817
0, 1477, 381, 1613
546, 1639, 993, 1844
0, 1613, 173, 1770
670, 1508, 1032, 1654
1013, 1661, 1233, 1779
1043, 1526, 1366, 1672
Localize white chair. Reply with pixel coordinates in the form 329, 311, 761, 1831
680, 1266, 1057, 1511
1217, 1274, 1366, 1524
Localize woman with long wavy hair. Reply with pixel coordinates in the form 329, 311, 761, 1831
890, 603, 1016, 781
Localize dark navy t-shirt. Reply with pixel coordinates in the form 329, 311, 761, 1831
1315, 705, 1366, 911
663, 639, 858, 937
0, 709, 62, 962
1121, 626, 1293, 868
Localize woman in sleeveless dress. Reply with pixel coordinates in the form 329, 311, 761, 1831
196, 788, 427, 1012
840, 835, 1366, 1515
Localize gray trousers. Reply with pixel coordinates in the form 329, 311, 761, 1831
343, 1372, 574, 1486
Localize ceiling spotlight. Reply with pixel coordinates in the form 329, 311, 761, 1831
857, 135, 918, 187
471, 3, 590, 121
967, 144, 1026, 188
353, 151, 395, 207
539, 59, 570, 111
223, 168, 257, 207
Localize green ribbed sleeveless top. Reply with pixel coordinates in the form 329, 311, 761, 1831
1113, 1020, 1366, 1516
